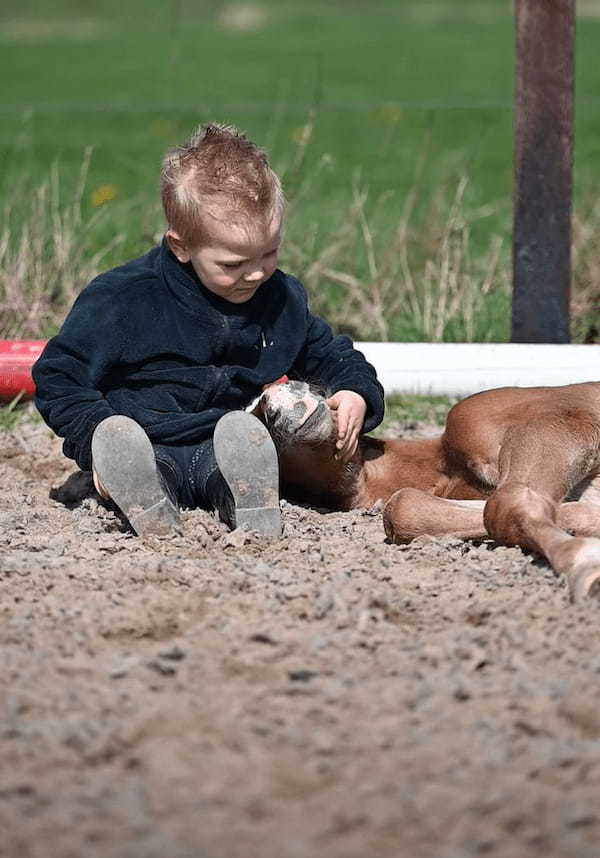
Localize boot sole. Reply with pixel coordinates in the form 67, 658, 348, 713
91, 415, 181, 537
213, 411, 281, 537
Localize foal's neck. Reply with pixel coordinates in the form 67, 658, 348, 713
281, 435, 449, 510
356, 435, 446, 507
278, 432, 482, 511
278, 440, 362, 511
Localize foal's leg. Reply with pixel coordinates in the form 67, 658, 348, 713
383, 490, 487, 543
382, 488, 600, 544
482, 422, 600, 601
558, 502, 600, 538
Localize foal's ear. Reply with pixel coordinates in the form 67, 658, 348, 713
245, 392, 264, 417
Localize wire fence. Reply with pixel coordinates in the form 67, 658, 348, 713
3, 96, 600, 114
1, 100, 514, 114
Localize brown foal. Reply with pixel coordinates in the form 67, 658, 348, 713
254, 380, 600, 602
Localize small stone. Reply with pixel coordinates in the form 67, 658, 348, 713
363, 500, 384, 517
453, 686, 471, 702
146, 659, 177, 676
157, 645, 186, 661
249, 632, 277, 645
222, 528, 249, 548
289, 669, 318, 682
109, 656, 138, 679
109, 667, 128, 679
314, 587, 334, 619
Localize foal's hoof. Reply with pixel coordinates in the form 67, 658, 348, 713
567, 567, 600, 603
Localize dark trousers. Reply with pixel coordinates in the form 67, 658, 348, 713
153, 439, 224, 512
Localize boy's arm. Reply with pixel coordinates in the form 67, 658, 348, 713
33, 287, 122, 471
292, 310, 385, 434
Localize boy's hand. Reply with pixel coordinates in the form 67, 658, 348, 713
92, 468, 110, 500
325, 390, 367, 462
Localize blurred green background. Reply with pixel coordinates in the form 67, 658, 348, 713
1, 0, 599, 342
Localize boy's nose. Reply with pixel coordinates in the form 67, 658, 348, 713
244, 267, 264, 282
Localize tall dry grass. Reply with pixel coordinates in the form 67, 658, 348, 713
284, 171, 511, 342
0, 150, 597, 343
571, 194, 600, 343
0, 149, 126, 338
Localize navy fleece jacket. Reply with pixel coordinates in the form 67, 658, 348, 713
33, 238, 385, 471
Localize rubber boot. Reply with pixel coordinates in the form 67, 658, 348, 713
91, 415, 182, 537
213, 411, 281, 537
204, 469, 236, 529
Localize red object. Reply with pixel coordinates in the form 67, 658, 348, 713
262, 374, 289, 391
0, 340, 47, 403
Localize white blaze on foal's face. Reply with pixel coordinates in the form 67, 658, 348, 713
261, 381, 334, 443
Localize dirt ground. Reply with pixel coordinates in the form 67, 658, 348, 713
2, 415, 600, 858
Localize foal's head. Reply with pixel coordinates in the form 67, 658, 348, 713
257, 380, 335, 448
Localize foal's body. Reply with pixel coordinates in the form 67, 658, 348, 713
258, 380, 600, 601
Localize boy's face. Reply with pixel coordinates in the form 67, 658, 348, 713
167, 216, 281, 304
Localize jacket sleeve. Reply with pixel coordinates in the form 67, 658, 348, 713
291, 301, 385, 434
32, 280, 123, 471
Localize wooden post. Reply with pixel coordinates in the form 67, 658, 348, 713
512, 0, 575, 343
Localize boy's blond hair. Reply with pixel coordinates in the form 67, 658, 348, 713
160, 123, 285, 246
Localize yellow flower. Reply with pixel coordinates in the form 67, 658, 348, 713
91, 184, 118, 207
290, 123, 313, 146
149, 118, 176, 137
369, 104, 403, 126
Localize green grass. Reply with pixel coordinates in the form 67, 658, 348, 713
0, 2, 517, 219
1, 0, 600, 340
375, 394, 454, 436
0, 395, 34, 431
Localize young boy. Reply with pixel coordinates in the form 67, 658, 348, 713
33, 123, 384, 537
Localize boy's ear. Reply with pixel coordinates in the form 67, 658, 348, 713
166, 230, 191, 263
